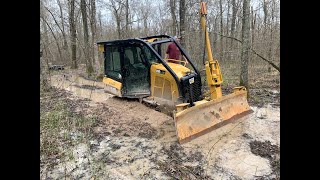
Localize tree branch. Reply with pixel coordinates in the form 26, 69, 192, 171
44, 6, 64, 35
213, 32, 280, 72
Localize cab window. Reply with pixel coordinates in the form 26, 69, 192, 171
105, 45, 122, 81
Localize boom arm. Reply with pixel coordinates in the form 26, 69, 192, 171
200, 2, 223, 100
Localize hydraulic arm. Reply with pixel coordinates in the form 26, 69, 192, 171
200, 2, 223, 100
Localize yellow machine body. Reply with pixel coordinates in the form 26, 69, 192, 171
150, 63, 189, 102
102, 62, 188, 103
102, 77, 122, 97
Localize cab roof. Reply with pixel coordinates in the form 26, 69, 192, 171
96, 34, 176, 45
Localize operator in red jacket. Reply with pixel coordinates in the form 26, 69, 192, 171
165, 36, 188, 65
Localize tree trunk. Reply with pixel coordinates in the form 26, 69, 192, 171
226, 0, 231, 61
110, 0, 122, 39
251, 6, 256, 46
116, 15, 121, 39
42, 18, 63, 63
250, 6, 256, 66
263, 0, 268, 34
143, 14, 148, 36
81, 0, 94, 75
90, 0, 97, 72
41, 20, 52, 63
263, 0, 271, 72
69, 0, 77, 69
268, 0, 275, 73
98, 10, 104, 73
125, 0, 129, 38
170, 0, 177, 35
98, 10, 103, 38
213, 16, 218, 54
226, 0, 230, 36
240, 0, 250, 93
40, 33, 48, 90
179, 0, 186, 47
57, 0, 69, 54
230, 0, 237, 60
40, 4, 50, 90
219, 0, 224, 62
40, 1, 53, 64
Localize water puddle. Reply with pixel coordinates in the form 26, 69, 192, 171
50, 75, 113, 102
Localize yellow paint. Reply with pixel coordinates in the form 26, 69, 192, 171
98, 44, 104, 52
102, 77, 122, 97
145, 38, 157, 42
200, 2, 224, 100
164, 59, 188, 66
174, 89, 251, 143
150, 63, 191, 102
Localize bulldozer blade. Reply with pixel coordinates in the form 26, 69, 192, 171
174, 90, 253, 144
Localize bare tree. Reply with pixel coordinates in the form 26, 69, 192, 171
81, 0, 94, 75
42, 18, 63, 63
97, 9, 104, 73
40, 0, 53, 63
40, 1, 51, 89
40, 33, 49, 90
90, 0, 98, 71
169, 0, 177, 35
110, 0, 125, 39
69, 0, 77, 69
251, 6, 256, 46
263, 0, 268, 38
240, 0, 250, 91
267, 0, 275, 72
225, 0, 231, 61
219, 0, 224, 62
226, 0, 230, 36
98, 10, 103, 38
142, 5, 149, 36
125, 0, 130, 37
262, 0, 271, 72
179, 0, 186, 47
230, 0, 237, 52
57, 0, 69, 58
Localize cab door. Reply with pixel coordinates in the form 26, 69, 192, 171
103, 45, 123, 96
121, 42, 150, 98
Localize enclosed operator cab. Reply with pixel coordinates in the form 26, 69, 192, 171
97, 35, 202, 106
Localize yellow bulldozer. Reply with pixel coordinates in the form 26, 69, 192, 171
97, 2, 252, 144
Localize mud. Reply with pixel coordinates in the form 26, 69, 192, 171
249, 89, 280, 108
250, 140, 280, 179
73, 84, 104, 90
41, 74, 280, 179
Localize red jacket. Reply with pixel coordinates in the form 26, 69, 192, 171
166, 43, 181, 62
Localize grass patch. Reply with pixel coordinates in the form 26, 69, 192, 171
40, 86, 97, 164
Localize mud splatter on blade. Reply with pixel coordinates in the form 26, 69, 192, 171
174, 90, 253, 144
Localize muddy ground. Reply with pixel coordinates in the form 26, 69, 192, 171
41, 71, 280, 180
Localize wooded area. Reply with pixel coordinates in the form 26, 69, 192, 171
40, 1, 280, 178
40, 0, 280, 89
